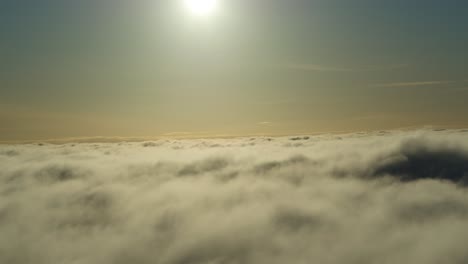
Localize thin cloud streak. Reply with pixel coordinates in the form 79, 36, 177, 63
283, 63, 408, 72
374, 81, 455, 88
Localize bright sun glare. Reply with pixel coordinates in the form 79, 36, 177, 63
184, 0, 217, 16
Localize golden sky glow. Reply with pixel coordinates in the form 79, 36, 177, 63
0, 1, 468, 141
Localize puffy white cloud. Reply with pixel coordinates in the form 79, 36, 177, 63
1, 129, 468, 264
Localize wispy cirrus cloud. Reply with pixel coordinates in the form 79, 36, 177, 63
373, 80, 455, 88
282, 63, 407, 72
258, 121, 274, 126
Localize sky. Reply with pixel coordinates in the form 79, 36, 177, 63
1, 0, 468, 141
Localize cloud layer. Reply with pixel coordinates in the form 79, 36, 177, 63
1, 129, 468, 264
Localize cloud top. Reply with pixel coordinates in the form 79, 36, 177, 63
1, 129, 468, 264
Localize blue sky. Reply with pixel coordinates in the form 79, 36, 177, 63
1, 0, 468, 140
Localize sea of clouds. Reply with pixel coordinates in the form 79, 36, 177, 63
1, 129, 468, 264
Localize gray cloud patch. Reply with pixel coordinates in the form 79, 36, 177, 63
1, 130, 468, 263
370, 138, 468, 185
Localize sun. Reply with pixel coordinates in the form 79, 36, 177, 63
184, 0, 217, 16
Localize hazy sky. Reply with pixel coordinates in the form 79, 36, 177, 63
1, 0, 468, 141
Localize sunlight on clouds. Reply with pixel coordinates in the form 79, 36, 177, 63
2, 130, 468, 263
